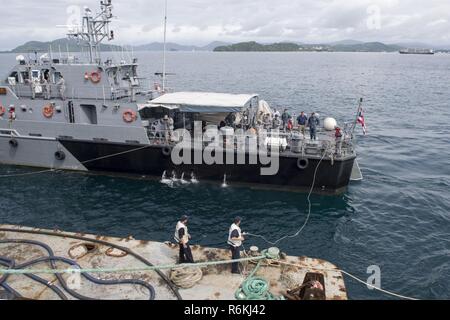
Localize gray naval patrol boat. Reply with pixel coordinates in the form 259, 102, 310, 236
0, 0, 362, 194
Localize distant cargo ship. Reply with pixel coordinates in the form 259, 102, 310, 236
399, 48, 435, 55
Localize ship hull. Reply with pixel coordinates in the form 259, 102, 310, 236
58, 139, 356, 194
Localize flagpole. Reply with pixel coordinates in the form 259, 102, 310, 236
162, 0, 168, 93
351, 97, 363, 135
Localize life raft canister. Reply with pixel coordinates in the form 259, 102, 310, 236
42, 104, 54, 118
122, 109, 137, 123
0, 105, 6, 117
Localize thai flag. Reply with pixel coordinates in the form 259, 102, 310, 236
357, 108, 367, 135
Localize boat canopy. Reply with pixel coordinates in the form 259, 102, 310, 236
139, 92, 259, 113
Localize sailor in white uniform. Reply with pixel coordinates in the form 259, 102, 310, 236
174, 215, 194, 263
228, 217, 246, 274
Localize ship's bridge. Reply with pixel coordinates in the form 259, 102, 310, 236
3, 55, 150, 102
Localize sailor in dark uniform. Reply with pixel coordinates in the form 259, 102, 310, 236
174, 215, 194, 264
228, 217, 245, 274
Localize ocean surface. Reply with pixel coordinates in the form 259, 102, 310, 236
1, 51, 449, 299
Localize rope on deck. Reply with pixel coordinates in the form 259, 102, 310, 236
0, 254, 268, 275
278, 261, 419, 301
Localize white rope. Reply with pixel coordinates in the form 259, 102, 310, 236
279, 261, 418, 300
246, 147, 331, 246
339, 270, 418, 301
80, 145, 152, 164
0, 168, 58, 178
0, 145, 152, 178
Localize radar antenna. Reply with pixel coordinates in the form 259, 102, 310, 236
67, 0, 115, 64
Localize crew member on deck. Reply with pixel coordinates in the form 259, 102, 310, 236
163, 115, 174, 142
174, 215, 194, 264
281, 109, 291, 131
297, 112, 308, 136
308, 112, 320, 140
57, 76, 66, 101
228, 217, 245, 274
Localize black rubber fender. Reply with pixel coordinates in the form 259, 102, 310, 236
162, 146, 172, 157
9, 139, 18, 148
297, 158, 309, 170
54, 150, 66, 161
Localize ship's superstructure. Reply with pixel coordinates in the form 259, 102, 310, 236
0, 1, 361, 194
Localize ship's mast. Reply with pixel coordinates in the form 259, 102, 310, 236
67, 0, 115, 64
162, 0, 168, 92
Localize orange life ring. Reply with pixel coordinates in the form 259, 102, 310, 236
42, 104, 54, 118
123, 109, 137, 123
90, 72, 101, 84
0, 105, 5, 117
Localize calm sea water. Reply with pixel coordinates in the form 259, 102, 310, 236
1, 51, 449, 299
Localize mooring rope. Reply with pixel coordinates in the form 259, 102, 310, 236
0, 254, 268, 275
246, 146, 331, 245
0, 144, 152, 178
0, 168, 57, 178
278, 260, 418, 301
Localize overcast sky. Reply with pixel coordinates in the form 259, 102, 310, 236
1, 0, 449, 50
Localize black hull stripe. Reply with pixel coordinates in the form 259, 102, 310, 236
59, 139, 355, 193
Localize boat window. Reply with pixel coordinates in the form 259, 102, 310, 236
20, 71, 30, 83
8, 72, 19, 84
53, 72, 62, 84
80, 104, 98, 125
42, 69, 50, 81
31, 70, 41, 82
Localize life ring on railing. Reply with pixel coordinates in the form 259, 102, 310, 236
0, 105, 5, 117
297, 158, 309, 170
122, 109, 137, 123
90, 72, 101, 84
42, 104, 54, 118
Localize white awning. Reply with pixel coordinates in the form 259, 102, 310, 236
144, 91, 259, 113
137, 104, 179, 111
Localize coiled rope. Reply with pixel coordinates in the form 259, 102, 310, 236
235, 260, 276, 300
169, 267, 203, 289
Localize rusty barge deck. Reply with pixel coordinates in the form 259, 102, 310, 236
0, 225, 347, 300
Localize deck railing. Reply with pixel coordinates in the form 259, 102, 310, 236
7, 83, 152, 102
145, 127, 355, 159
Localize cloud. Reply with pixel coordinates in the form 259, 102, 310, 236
0, 0, 449, 50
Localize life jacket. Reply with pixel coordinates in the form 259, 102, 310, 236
174, 221, 189, 243
227, 223, 242, 248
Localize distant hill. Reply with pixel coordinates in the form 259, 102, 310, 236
7, 38, 444, 54
331, 42, 404, 52
10, 38, 123, 53
133, 41, 231, 52
5, 39, 230, 53
214, 41, 301, 52
214, 41, 406, 52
